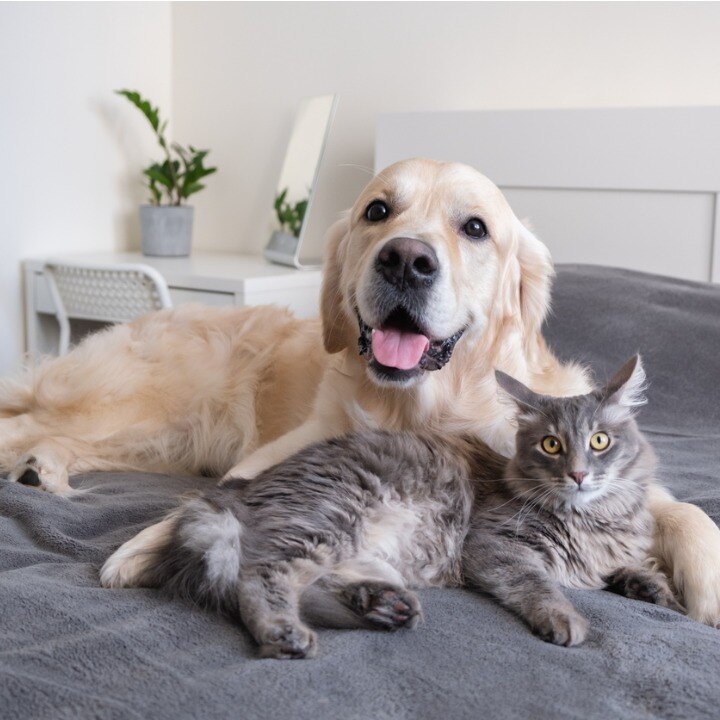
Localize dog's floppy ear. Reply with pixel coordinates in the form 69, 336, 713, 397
516, 221, 554, 336
320, 216, 353, 353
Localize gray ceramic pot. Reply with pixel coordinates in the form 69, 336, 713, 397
139, 205, 194, 257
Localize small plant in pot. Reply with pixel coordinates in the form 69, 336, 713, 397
116, 89, 217, 257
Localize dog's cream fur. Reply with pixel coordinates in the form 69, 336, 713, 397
2, 159, 719, 626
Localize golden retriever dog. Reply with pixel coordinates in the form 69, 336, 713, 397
2, 159, 719, 626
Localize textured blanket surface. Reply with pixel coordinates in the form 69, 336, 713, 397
1, 265, 719, 720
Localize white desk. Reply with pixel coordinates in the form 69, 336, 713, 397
23, 252, 323, 357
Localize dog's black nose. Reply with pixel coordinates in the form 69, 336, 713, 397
376, 237, 439, 289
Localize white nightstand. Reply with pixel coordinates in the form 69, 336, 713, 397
23, 252, 323, 357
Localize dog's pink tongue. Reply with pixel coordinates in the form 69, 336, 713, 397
371, 328, 429, 370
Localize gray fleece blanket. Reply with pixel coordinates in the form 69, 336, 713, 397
1, 265, 719, 720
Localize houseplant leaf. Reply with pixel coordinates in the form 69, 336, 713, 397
182, 182, 206, 198
143, 164, 173, 188
115, 89, 160, 132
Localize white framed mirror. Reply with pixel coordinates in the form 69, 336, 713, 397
264, 94, 338, 268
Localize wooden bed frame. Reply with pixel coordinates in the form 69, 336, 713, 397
376, 107, 720, 283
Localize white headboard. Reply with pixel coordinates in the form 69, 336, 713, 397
375, 107, 720, 283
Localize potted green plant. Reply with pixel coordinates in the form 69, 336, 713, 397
116, 89, 217, 257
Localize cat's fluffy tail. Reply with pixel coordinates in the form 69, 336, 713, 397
100, 493, 246, 615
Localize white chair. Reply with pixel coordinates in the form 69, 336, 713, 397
43, 262, 173, 355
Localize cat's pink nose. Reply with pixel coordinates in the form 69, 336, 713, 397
569, 471, 588, 486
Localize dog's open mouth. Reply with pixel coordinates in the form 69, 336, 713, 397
357, 307, 465, 381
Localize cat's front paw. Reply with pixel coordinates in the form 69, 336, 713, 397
531, 606, 588, 647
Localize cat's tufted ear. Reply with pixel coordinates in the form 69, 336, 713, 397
495, 370, 544, 413
320, 215, 353, 354
516, 221, 554, 338
600, 355, 647, 411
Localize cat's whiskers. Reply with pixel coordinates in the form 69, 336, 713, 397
595, 474, 632, 492
513, 486, 559, 536
497, 485, 556, 533
482, 482, 550, 514
494, 486, 547, 527
485, 477, 554, 508
598, 477, 645, 505
535, 488, 561, 521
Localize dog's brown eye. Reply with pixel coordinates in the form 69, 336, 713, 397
463, 217, 487, 239
365, 200, 389, 222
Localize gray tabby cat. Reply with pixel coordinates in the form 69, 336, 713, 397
101, 355, 681, 658
466, 355, 682, 646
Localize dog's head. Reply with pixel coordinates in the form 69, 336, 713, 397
321, 158, 553, 387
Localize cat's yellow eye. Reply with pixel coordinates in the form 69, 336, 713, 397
541, 436, 562, 455
590, 432, 610, 451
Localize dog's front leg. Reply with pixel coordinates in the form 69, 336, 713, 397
222, 418, 331, 481
647, 483, 720, 627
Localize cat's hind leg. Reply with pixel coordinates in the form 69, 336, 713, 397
238, 562, 320, 659
315, 575, 422, 630
302, 559, 422, 631
605, 566, 684, 613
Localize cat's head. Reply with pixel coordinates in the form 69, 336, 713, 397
495, 356, 649, 507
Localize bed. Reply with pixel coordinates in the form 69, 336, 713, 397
1, 264, 719, 720
376, 106, 720, 284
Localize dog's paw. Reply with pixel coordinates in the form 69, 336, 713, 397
676, 561, 720, 628
258, 622, 317, 660
350, 584, 422, 630
8, 453, 70, 494
531, 605, 588, 647
654, 500, 720, 627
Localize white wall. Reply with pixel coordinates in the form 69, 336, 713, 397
172, 1, 720, 260
5, 2, 720, 373
0, 2, 172, 374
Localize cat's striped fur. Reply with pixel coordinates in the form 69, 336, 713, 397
101, 355, 682, 657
